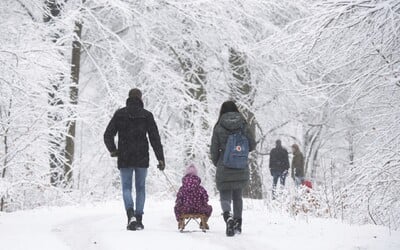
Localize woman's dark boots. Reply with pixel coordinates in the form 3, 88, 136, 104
223, 212, 235, 237
234, 218, 242, 234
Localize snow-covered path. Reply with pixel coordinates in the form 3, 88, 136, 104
1, 198, 399, 250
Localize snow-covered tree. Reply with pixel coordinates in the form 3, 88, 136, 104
270, 0, 400, 229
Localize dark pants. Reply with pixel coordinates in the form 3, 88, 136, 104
219, 189, 243, 219
271, 169, 288, 199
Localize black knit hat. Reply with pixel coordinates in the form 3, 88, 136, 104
128, 88, 142, 99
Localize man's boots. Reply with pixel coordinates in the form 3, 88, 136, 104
126, 208, 137, 230
135, 215, 144, 230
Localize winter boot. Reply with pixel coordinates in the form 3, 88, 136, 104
223, 212, 235, 237
178, 219, 185, 230
199, 216, 209, 230
135, 215, 144, 230
234, 218, 242, 234
126, 208, 137, 231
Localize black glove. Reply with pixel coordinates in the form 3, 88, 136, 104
110, 151, 118, 157
157, 160, 165, 171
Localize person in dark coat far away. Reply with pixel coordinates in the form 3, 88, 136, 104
269, 139, 289, 199
104, 88, 165, 231
210, 101, 256, 237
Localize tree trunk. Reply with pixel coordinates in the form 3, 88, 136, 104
1, 132, 7, 211
229, 48, 262, 199
170, 45, 208, 162
0, 99, 11, 211
347, 129, 355, 167
44, 0, 65, 186
64, 20, 83, 184
304, 125, 322, 178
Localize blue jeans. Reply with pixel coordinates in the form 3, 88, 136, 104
271, 169, 288, 199
120, 167, 148, 215
271, 169, 288, 187
294, 176, 305, 187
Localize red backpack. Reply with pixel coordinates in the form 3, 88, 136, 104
302, 180, 313, 189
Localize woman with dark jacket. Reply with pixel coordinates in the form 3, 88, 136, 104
210, 101, 256, 237
291, 144, 305, 186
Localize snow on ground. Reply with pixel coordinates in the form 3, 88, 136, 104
1, 198, 399, 250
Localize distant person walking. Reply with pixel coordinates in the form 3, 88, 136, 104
291, 144, 305, 186
269, 139, 289, 199
210, 101, 256, 237
104, 88, 165, 231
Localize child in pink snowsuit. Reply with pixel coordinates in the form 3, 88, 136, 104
174, 164, 212, 221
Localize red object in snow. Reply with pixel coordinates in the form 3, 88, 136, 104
302, 180, 313, 189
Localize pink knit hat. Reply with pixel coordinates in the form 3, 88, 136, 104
185, 163, 198, 176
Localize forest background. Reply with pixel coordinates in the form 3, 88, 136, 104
1, 0, 399, 230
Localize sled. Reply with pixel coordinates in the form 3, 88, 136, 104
178, 214, 209, 233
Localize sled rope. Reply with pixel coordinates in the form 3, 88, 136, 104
161, 170, 177, 193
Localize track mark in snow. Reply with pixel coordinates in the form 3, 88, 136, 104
55, 214, 118, 250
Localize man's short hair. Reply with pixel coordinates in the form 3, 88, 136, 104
129, 88, 142, 99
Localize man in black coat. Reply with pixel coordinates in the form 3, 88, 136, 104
104, 88, 165, 230
269, 139, 289, 199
